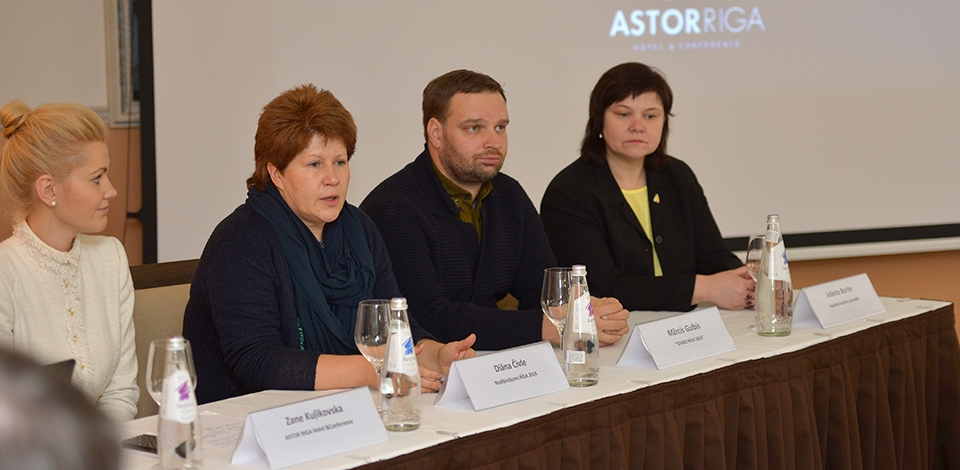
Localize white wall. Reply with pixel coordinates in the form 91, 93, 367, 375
0, 1, 107, 110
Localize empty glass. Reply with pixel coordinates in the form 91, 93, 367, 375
145, 337, 197, 407
744, 234, 764, 282
355, 299, 390, 410
541, 267, 572, 338
145, 337, 202, 469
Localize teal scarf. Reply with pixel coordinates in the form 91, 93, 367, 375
247, 183, 375, 354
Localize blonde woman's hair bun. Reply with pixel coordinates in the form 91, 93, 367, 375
1, 100, 33, 139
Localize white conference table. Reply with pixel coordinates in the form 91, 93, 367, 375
121, 297, 956, 469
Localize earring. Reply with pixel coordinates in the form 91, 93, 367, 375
599, 133, 604, 139
51, 201, 57, 207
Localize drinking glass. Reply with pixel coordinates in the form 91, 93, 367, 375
145, 337, 197, 406
744, 234, 764, 282
355, 299, 390, 410
145, 337, 199, 469
541, 267, 572, 338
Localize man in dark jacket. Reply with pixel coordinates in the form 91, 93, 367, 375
361, 70, 630, 351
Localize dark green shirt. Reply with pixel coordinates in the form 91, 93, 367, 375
433, 163, 493, 242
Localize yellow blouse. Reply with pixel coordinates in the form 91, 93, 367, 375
621, 187, 663, 276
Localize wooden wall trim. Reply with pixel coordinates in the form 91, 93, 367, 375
130, 258, 198, 290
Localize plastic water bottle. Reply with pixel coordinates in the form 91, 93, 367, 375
158, 337, 203, 469
380, 297, 421, 431
756, 214, 794, 336
562, 265, 599, 386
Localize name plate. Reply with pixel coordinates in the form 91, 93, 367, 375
434, 341, 568, 411
794, 273, 885, 328
231, 387, 387, 469
617, 306, 735, 369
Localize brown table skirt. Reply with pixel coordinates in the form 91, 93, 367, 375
366, 304, 960, 470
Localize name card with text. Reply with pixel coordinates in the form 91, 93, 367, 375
231, 387, 386, 469
435, 341, 568, 411
793, 273, 885, 328
617, 306, 735, 369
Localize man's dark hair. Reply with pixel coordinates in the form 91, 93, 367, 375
422, 69, 506, 141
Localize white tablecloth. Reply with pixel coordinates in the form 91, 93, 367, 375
121, 297, 948, 469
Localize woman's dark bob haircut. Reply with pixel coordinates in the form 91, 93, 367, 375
580, 62, 673, 170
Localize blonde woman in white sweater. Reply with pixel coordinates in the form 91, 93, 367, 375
0, 100, 138, 421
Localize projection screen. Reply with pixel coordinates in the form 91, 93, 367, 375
152, 1, 960, 262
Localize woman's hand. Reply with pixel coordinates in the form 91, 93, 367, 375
418, 364, 445, 393
693, 266, 756, 310
544, 298, 629, 346
435, 334, 477, 372
592, 297, 631, 346
414, 334, 477, 393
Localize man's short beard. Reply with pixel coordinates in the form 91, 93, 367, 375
438, 145, 503, 187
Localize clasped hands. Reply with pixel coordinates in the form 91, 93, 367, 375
693, 266, 756, 311
541, 296, 631, 347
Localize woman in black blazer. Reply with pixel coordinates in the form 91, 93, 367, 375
541, 63, 754, 312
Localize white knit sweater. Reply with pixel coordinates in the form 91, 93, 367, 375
0, 221, 138, 421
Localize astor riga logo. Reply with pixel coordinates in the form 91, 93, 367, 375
609, 6, 765, 37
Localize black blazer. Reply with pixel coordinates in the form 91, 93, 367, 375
540, 157, 741, 311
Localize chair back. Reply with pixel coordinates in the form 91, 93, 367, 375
130, 259, 197, 418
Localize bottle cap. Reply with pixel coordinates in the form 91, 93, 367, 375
391, 297, 408, 310
572, 265, 587, 276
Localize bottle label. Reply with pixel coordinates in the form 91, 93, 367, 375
386, 324, 417, 375
566, 350, 586, 365
160, 370, 197, 424
769, 240, 791, 280
570, 292, 597, 335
